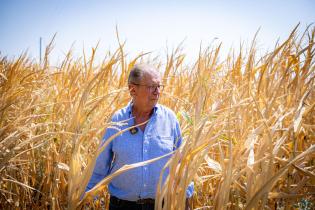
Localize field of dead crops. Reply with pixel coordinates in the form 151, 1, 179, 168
0, 26, 314, 209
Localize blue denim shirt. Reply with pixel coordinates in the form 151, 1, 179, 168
86, 102, 194, 201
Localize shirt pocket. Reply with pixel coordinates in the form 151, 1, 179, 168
150, 135, 174, 156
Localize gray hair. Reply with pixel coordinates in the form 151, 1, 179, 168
128, 64, 159, 84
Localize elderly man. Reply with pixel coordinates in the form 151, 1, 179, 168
86, 64, 193, 210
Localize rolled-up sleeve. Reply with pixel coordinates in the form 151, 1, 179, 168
186, 182, 194, 198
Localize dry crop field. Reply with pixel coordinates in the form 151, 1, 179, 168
0, 26, 314, 209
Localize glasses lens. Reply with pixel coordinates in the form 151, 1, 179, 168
149, 85, 164, 92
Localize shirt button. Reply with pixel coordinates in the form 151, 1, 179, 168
144, 184, 146, 187
144, 149, 147, 153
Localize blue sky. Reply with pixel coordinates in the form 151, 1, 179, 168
0, 0, 314, 64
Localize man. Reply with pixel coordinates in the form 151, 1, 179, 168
86, 64, 193, 210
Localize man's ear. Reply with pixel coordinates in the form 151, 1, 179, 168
129, 84, 136, 96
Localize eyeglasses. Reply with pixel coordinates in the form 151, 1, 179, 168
132, 83, 165, 92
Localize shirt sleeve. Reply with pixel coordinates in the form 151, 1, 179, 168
186, 182, 194, 198
173, 118, 194, 198
174, 119, 183, 149
85, 123, 116, 192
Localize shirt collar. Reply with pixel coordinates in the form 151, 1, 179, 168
127, 101, 159, 117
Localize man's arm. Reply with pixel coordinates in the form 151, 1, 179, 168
174, 119, 194, 210
85, 126, 115, 192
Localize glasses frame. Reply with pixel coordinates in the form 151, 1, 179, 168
131, 83, 165, 92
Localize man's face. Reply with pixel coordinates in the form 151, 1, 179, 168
130, 72, 163, 112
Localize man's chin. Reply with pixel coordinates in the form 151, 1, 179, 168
150, 99, 158, 103
149, 99, 158, 106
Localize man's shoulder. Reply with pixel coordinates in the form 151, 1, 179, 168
111, 105, 130, 122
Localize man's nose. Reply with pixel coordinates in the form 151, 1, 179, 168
152, 86, 160, 94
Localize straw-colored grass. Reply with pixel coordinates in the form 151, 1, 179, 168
0, 25, 314, 209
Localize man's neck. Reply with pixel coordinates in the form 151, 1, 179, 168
132, 105, 153, 131
132, 106, 153, 119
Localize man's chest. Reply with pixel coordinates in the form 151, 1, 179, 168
112, 119, 175, 161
